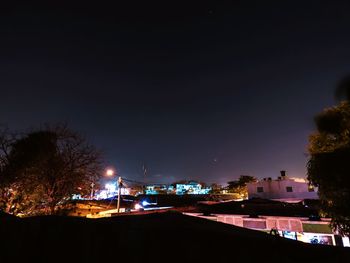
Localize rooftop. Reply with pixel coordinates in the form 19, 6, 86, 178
1, 211, 349, 262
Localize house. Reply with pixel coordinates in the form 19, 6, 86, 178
144, 182, 211, 195
176, 182, 211, 195
145, 184, 170, 195
247, 171, 318, 202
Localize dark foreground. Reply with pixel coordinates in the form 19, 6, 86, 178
1, 211, 349, 263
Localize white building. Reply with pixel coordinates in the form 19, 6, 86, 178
247, 171, 318, 202
95, 182, 131, 200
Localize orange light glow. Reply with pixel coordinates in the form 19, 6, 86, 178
106, 169, 115, 177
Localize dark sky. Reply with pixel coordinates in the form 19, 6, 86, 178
1, 0, 350, 185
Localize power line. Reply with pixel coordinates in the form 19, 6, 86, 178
122, 178, 146, 185
122, 177, 169, 186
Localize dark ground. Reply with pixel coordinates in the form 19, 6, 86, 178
1, 211, 349, 263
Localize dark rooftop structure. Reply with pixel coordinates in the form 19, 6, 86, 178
1, 211, 349, 262
196, 198, 321, 218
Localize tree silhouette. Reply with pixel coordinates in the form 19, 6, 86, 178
0, 124, 102, 215
227, 175, 256, 198
308, 76, 350, 236
335, 75, 350, 102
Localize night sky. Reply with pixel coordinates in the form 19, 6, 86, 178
1, 1, 350, 185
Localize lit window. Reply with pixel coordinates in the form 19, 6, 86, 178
257, 187, 264, 193
286, 186, 293, 192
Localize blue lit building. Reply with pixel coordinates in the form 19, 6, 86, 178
144, 182, 211, 195
176, 182, 211, 195
145, 184, 170, 195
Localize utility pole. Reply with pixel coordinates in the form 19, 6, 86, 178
142, 163, 147, 194
90, 182, 95, 200
117, 176, 122, 213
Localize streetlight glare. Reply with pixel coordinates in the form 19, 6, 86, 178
106, 169, 115, 177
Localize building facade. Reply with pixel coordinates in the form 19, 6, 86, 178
247, 171, 318, 202
176, 182, 211, 195
144, 182, 211, 195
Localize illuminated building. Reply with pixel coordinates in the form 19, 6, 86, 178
144, 182, 211, 195
95, 182, 130, 199
247, 171, 318, 202
71, 182, 130, 200
144, 184, 170, 195
176, 182, 211, 195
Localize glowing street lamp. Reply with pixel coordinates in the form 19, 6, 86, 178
106, 168, 115, 177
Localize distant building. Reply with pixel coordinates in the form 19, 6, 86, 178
144, 182, 211, 195
145, 184, 171, 195
247, 171, 318, 202
94, 182, 131, 200
176, 182, 211, 195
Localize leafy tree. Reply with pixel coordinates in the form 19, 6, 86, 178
0, 126, 18, 212
209, 183, 222, 194
227, 175, 257, 199
0, 124, 102, 215
308, 101, 350, 236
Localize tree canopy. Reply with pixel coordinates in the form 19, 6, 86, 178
227, 175, 257, 199
0, 124, 102, 215
307, 101, 350, 236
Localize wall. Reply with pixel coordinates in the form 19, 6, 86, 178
247, 179, 318, 201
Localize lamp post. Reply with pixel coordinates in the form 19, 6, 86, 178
117, 176, 122, 213
106, 168, 122, 213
